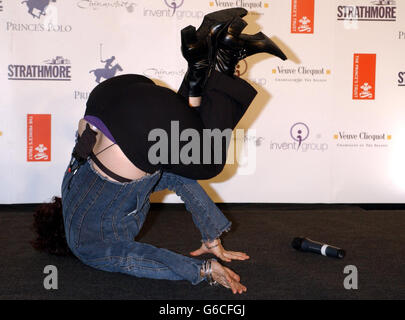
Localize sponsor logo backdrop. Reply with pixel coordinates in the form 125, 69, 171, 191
0, 0, 404, 203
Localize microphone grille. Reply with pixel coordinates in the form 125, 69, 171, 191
291, 237, 304, 250
337, 249, 346, 259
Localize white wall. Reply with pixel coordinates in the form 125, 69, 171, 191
0, 0, 404, 203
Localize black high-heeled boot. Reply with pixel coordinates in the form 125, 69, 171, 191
194, 8, 247, 41
216, 17, 288, 77
181, 8, 248, 97
181, 25, 210, 98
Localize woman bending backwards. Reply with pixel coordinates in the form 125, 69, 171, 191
31, 8, 287, 294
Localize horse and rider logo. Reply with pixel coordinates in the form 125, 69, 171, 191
89, 44, 123, 83
22, 0, 56, 19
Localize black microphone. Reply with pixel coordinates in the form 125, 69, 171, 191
292, 237, 345, 259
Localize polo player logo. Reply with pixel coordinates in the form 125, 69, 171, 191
89, 58, 123, 83
164, 0, 184, 16
89, 44, 123, 83
22, 0, 54, 19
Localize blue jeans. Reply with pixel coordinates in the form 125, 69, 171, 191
61, 153, 231, 285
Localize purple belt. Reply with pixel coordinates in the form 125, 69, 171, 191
84, 115, 116, 143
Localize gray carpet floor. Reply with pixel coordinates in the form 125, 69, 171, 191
0, 203, 404, 300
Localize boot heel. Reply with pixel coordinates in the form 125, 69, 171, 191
240, 32, 287, 60
180, 8, 250, 96
181, 25, 197, 46
196, 8, 248, 40
227, 17, 248, 36
181, 25, 199, 60
216, 18, 288, 76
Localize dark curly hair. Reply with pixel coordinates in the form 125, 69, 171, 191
31, 196, 72, 256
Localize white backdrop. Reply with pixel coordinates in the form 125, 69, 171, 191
0, 0, 404, 204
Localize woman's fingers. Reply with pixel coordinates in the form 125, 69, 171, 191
235, 282, 247, 294
218, 252, 232, 262
211, 261, 247, 294
233, 281, 247, 294
226, 275, 238, 294
223, 266, 240, 282
223, 251, 250, 260
223, 267, 245, 294
226, 273, 246, 294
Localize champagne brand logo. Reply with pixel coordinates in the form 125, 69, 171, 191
334, 131, 392, 149
209, 0, 269, 11
272, 65, 332, 84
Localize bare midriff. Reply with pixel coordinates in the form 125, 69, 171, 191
78, 118, 148, 183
